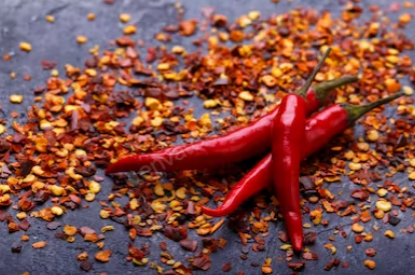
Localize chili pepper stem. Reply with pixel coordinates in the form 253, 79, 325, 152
313, 75, 359, 104
343, 92, 405, 125
297, 48, 332, 98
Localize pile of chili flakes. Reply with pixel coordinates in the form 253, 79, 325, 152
2, 1, 415, 274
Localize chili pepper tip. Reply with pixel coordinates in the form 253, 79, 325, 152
284, 214, 304, 252
296, 47, 332, 98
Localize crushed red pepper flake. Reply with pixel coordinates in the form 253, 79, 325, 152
32, 241, 47, 249
95, 250, 112, 262
222, 262, 232, 272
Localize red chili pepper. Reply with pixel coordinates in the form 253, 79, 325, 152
271, 94, 307, 252
105, 76, 358, 174
270, 48, 331, 252
201, 92, 404, 219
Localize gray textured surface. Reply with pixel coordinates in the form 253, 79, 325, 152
0, 0, 414, 275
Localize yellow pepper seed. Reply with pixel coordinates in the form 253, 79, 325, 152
119, 13, 131, 23
377, 188, 388, 197
45, 15, 55, 23
351, 223, 364, 233
76, 36, 88, 44
384, 230, 395, 239
349, 162, 362, 171
176, 187, 187, 200
10, 95, 23, 104
364, 259, 376, 270
85, 192, 96, 202
375, 200, 392, 212
123, 25, 137, 35
238, 91, 254, 101
100, 210, 110, 219
51, 206, 64, 216
19, 42, 32, 52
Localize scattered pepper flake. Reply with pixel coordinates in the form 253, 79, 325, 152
32, 241, 47, 249
9, 95, 23, 104
119, 13, 131, 23
19, 42, 32, 52
45, 15, 55, 23
95, 250, 112, 262
87, 13, 96, 21
76, 35, 88, 44
123, 25, 137, 35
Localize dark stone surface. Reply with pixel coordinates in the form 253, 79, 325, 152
0, 0, 413, 275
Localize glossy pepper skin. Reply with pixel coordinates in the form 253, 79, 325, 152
270, 48, 331, 252
271, 94, 306, 252
201, 92, 404, 218
105, 76, 358, 174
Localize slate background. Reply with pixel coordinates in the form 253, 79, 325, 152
0, 0, 413, 274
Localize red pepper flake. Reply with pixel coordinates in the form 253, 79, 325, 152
8, 221, 19, 233
278, 230, 289, 243
303, 231, 318, 245
80, 261, 93, 272
365, 248, 377, 257
145, 47, 157, 63
192, 255, 211, 270
18, 197, 35, 212
180, 239, 198, 252
46, 222, 61, 230
287, 261, 305, 271
164, 225, 187, 242
351, 190, 370, 201
302, 252, 318, 260
217, 238, 227, 249
179, 20, 198, 36
2, 53, 12, 61
116, 36, 135, 47
95, 250, 112, 262
41, 60, 57, 70
18, 219, 31, 231
222, 262, 232, 272
84, 233, 99, 243
159, 242, 168, 251
79, 227, 96, 236
128, 243, 145, 260
324, 259, 341, 271
69, 194, 82, 205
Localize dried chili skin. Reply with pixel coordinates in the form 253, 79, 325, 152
105, 76, 357, 174
271, 93, 306, 252
201, 92, 404, 218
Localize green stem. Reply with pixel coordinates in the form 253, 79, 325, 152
297, 47, 332, 98
343, 92, 405, 125
313, 75, 359, 105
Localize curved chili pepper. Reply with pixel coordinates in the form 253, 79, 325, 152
105, 76, 358, 174
271, 94, 306, 252
270, 48, 331, 252
201, 92, 404, 218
